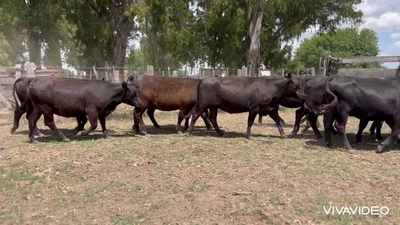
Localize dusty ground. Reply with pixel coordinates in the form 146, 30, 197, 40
0, 105, 399, 225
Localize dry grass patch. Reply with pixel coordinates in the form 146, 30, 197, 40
0, 105, 399, 224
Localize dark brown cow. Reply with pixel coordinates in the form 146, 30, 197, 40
127, 75, 211, 134
186, 75, 302, 138
23, 78, 141, 143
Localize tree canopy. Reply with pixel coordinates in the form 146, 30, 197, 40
0, 0, 365, 72
295, 28, 381, 69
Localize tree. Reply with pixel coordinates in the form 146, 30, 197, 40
246, 0, 363, 75
62, 0, 146, 69
0, 33, 11, 66
295, 28, 381, 69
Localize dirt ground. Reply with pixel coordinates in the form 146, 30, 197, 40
0, 105, 399, 224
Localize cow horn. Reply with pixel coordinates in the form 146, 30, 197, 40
316, 77, 338, 115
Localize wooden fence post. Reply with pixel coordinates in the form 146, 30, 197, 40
241, 66, 247, 77
26, 62, 36, 78
14, 64, 22, 79
168, 67, 170, 76
147, 65, 154, 75
93, 66, 98, 79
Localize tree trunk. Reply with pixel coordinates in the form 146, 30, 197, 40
112, 30, 129, 74
28, 30, 41, 66
45, 36, 62, 67
245, 1, 264, 77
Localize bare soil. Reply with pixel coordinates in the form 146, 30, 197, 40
0, 106, 399, 224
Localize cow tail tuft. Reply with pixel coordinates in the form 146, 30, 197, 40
12, 78, 22, 108
185, 80, 202, 119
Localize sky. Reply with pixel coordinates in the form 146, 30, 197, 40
291, 0, 400, 68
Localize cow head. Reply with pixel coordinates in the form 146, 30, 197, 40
122, 82, 142, 107
284, 73, 306, 100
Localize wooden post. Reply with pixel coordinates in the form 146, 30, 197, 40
14, 64, 22, 79
168, 67, 170, 76
241, 66, 247, 77
93, 66, 98, 80
147, 65, 154, 75
211, 67, 215, 77
226, 67, 229, 77
310, 67, 315, 76
172, 70, 177, 77
162, 71, 164, 76
237, 69, 242, 77
26, 62, 36, 78
89, 70, 92, 80
77, 65, 81, 79
158, 68, 161, 76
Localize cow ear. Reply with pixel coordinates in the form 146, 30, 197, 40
122, 82, 127, 89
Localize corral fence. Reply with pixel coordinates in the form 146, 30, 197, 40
321, 56, 400, 78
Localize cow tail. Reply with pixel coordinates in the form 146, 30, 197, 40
185, 80, 202, 119
317, 77, 338, 115
12, 78, 22, 108
20, 78, 32, 110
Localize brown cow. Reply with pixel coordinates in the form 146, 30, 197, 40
127, 75, 211, 134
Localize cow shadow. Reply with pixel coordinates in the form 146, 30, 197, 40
253, 122, 291, 128
17, 128, 135, 143
304, 132, 400, 152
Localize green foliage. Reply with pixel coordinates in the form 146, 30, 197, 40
295, 28, 381, 69
0, 33, 11, 66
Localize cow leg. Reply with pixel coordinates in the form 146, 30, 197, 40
187, 105, 207, 135
147, 108, 160, 129
308, 113, 323, 139
43, 112, 70, 142
75, 115, 87, 131
11, 106, 24, 134
356, 119, 369, 144
269, 108, 286, 137
28, 108, 42, 143
26, 104, 43, 137
208, 106, 224, 136
184, 118, 190, 130
369, 120, 377, 136
375, 120, 383, 141
133, 107, 147, 135
200, 112, 211, 130
258, 115, 263, 124
323, 112, 335, 149
333, 113, 353, 152
99, 116, 108, 138
291, 108, 305, 135
77, 111, 98, 136
279, 115, 287, 126
176, 110, 185, 134
246, 108, 258, 139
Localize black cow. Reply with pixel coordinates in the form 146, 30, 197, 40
186, 75, 302, 138
11, 77, 87, 135
22, 78, 141, 143
303, 75, 400, 153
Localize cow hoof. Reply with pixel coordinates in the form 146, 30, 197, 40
326, 144, 335, 150
316, 135, 323, 140
280, 134, 287, 138
103, 131, 109, 139
77, 131, 84, 136
376, 145, 384, 154
62, 138, 70, 142
29, 139, 37, 144
347, 149, 356, 154
290, 131, 297, 136
219, 130, 225, 137
75, 126, 80, 131
136, 130, 147, 135
10, 127, 17, 134
177, 130, 183, 134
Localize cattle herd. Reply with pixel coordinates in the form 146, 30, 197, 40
10, 74, 400, 154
